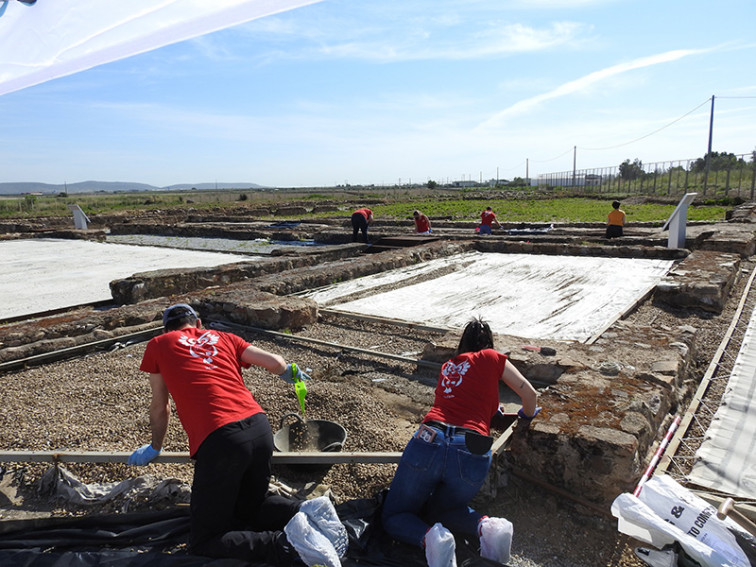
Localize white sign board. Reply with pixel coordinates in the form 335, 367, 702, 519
661, 192, 697, 249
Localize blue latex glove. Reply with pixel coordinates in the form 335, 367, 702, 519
128, 443, 161, 466
517, 406, 542, 420
279, 363, 311, 384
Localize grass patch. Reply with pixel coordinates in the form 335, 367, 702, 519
370, 197, 726, 223
0, 191, 728, 223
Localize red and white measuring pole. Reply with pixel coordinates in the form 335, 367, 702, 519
633, 415, 681, 497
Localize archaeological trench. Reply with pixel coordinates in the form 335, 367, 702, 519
2, 201, 756, 508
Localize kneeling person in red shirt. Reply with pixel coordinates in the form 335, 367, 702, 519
129, 303, 348, 567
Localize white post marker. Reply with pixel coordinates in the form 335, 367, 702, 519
68, 204, 90, 230
662, 192, 697, 249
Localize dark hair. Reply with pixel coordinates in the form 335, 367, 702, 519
163, 303, 198, 331
612, 200, 621, 209
457, 317, 495, 354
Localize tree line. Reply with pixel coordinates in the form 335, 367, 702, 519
619, 151, 756, 181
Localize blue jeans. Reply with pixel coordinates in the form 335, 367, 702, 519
381, 424, 491, 547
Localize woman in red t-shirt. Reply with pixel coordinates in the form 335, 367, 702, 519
382, 318, 539, 567
413, 210, 432, 234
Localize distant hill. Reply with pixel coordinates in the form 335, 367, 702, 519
0, 180, 266, 195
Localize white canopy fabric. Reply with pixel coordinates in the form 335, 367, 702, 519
688, 308, 756, 499
0, 0, 321, 97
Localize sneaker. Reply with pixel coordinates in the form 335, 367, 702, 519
424, 523, 457, 567
299, 496, 348, 558
478, 516, 513, 564
283, 511, 341, 567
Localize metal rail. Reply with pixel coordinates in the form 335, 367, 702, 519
0, 325, 163, 373
0, 450, 403, 465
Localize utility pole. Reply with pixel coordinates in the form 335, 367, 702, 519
526, 159, 529, 183
704, 94, 715, 194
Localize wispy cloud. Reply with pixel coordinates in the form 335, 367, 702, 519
508, 0, 617, 7
229, 0, 592, 64
476, 47, 712, 130
308, 21, 590, 62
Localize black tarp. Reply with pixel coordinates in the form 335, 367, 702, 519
0, 494, 501, 566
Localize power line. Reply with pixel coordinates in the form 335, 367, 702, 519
497, 160, 527, 172
530, 147, 574, 164
578, 97, 712, 151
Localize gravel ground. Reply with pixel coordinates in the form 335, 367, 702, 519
1, 261, 753, 566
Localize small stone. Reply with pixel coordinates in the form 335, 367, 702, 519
598, 361, 622, 376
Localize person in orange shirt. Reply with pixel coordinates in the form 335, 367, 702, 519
606, 200, 626, 238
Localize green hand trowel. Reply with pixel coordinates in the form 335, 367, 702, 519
291, 362, 307, 417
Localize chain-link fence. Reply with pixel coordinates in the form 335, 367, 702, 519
537, 153, 756, 199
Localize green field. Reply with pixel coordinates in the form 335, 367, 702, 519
0, 189, 730, 223
368, 197, 727, 223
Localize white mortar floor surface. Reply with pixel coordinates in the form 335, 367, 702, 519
0, 238, 259, 320
304, 251, 675, 343
106, 234, 337, 255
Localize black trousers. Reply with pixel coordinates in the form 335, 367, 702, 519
351, 212, 369, 243
606, 224, 623, 238
190, 413, 300, 565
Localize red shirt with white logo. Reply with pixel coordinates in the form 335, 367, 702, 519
140, 327, 263, 456
423, 349, 507, 435
480, 210, 497, 226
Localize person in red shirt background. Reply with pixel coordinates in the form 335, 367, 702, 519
128, 303, 347, 567
351, 207, 373, 243
413, 210, 432, 234
478, 206, 501, 235
381, 317, 539, 567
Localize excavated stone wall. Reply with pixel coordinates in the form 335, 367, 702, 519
110, 240, 475, 304
654, 250, 741, 313
3, 212, 754, 506
507, 322, 697, 504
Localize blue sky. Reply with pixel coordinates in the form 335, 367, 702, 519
1, 0, 755, 188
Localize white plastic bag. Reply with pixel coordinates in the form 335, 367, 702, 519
611, 475, 751, 567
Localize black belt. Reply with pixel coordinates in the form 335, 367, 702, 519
424, 421, 475, 436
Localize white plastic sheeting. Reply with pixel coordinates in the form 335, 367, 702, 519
688, 308, 756, 499
0, 238, 257, 319
612, 475, 753, 567
303, 252, 674, 343
0, 0, 321, 97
